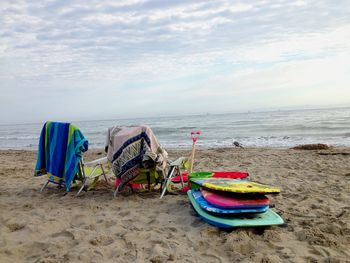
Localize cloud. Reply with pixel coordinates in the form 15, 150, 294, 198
0, 0, 350, 123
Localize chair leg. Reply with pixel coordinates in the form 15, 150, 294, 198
39, 181, 49, 193
178, 167, 185, 189
161, 167, 172, 191
160, 179, 168, 199
160, 166, 176, 199
76, 178, 87, 196
113, 184, 122, 198
101, 165, 108, 183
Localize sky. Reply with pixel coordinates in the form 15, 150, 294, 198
1, 0, 350, 124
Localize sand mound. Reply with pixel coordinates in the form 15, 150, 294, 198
291, 144, 331, 150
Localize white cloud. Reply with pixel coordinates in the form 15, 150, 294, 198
0, 0, 349, 123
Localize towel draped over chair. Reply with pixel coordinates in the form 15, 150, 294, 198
105, 125, 168, 190
34, 121, 88, 191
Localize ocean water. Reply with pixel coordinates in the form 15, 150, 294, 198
0, 107, 349, 150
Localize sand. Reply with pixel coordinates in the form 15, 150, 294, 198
0, 147, 350, 263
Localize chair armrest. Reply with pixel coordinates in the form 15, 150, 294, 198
84, 157, 108, 166
169, 157, 188, 167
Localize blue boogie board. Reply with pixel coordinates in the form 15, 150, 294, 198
187, 190, 284, 228
192, 189, 268, 214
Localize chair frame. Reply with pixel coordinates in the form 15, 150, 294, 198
76, 156, 109, 196
160, 157, 186, 199
113, 157, 186, 198
39, 156, 108, 196
113, 168, 164, 198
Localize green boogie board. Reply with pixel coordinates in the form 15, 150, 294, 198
187, 190, 284, 228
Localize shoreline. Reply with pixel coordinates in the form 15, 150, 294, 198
0, 147, 349, 262
2, 144, 350, 152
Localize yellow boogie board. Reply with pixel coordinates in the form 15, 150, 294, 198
190, 178, 280, 194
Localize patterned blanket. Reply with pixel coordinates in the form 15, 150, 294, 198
105, 125, 167, 188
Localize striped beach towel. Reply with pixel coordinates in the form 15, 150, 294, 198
34, 121, 88, 191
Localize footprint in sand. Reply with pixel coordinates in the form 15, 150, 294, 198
200, 253, 223, 263
22, 203, 34, 209
103, 219, 118, 228
89, 235, 115, 246
121, 219, 134, 227
118, 210, 130, 217
276, 247, 296, 259
50, 230, 79, 247
190, 218, 203, 227
70, 213, 88, 227
23, 241, 51, 262
147, 218, 159, 225
149, 243, 169, 263
6, 222, 26, 232
165, 226, 177, 232
51, 230, 75, 239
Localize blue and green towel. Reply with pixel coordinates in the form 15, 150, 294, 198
34, 121, 88, 192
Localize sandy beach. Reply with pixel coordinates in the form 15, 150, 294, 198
0, 147, 349, 263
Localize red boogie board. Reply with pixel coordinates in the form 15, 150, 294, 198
172, 171, 249, 183
201, 188, 270, 209
213, 171, 249, 179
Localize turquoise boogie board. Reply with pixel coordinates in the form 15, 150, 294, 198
187, 190, 284, 228
192, 189, 268, 214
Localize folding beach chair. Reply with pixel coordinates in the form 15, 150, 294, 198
34, 121, 108, 195
160, 157, 189, 199
39, 157, 108, 196
76, 156, 109, 196
104, 125, 186, 197
114, 167, 164, 197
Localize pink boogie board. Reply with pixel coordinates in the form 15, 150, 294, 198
201, 189, 270, 209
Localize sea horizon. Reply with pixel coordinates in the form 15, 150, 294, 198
1, 104, 349, 126
0, 106, 349, 150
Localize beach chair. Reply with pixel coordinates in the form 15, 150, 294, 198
75, 156, 109, 196
113, 157, 188, 198
34, 121, 108, 195
114, 167, 164, 196
104, 125, 185, 197
160, 157, 189, 199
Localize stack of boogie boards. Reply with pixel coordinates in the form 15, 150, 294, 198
188, 177, 284, 228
